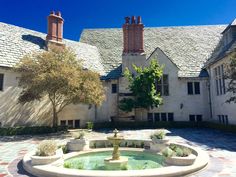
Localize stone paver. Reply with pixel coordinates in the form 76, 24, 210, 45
0, 128, 235, 177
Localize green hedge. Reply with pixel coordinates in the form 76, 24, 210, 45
93, 121, 204, 130
0, 126, 68, 136
203, 122, 236, 133
93, 121, 236, 133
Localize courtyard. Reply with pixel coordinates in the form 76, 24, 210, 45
0, 128, 235, 177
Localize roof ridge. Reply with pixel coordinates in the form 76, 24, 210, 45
81, 24, 227, 31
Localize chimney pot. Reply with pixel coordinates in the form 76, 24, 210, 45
50, 11, 55, 15
131, 16, 136, 24
56, 11, 61, 17
137, 16, 142, 24
125, 17, 130, 24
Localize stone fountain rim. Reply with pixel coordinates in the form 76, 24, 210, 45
23, 143, 209, 177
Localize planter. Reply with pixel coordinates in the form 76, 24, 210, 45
165, 154, 197, 166
150, 138, 169, 152
31, 148, 63, 166
67, 138, 89, 151
151, 137, 169, 144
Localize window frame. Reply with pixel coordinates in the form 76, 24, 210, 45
111, 84, 117, 94
156, 74, 169, 96
187, 82, 200, 95
215, 65, 226, 96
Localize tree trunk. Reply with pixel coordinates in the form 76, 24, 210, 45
52, 106, 58, 127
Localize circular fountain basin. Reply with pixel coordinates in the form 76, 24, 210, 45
23, 145, 209, 177
65, 150, 164, 170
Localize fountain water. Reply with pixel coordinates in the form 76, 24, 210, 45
104, 129, 128, 170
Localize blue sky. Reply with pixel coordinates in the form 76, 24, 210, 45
0, 0, 235, 41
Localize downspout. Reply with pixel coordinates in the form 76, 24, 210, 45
117, 78, 120, 120
207, 67, 213, 119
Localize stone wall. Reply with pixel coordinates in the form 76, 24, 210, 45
0, 67, 96, 128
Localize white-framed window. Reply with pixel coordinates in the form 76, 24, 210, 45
215, 65, 226, 95
147, 112, 174, 122
156, 74, 169, 96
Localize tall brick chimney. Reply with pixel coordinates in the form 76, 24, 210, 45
122, 16, 144, 54
46, 11, 64, 43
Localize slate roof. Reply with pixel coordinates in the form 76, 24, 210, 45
0, 22, 105, 75
204, 39, 236, 67
205, 19, 236, 67
80, 25, 227, 77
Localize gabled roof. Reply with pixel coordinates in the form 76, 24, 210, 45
0, 22, 105, 75
204, 39, 236, 67
221, 18, 236, 34
80, 25, 226, 77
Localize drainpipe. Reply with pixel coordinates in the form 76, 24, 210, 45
207, 68, 213, 119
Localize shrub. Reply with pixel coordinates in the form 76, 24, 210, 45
36, 140, 57, 156
167, 144, 192, 157
72, 131, 85, 139
0, 126, 68, 136
87, 122, 94, 130
181, 147, 192, 157
121, 164, 128, 170
64, 161, 84, 169
141, 141, 145, 148
150, 130, 166, 140
162, 147, 174, 158
58, 144, 68, 154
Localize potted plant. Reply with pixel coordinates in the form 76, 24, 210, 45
162, 144, 196, 166
150, 130, 169, 152
67, 131, 89, 151
31, 140, 63, 165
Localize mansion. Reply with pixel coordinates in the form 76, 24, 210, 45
0, 11, 235, 128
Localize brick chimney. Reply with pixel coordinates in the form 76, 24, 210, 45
122, 16, 144, 54
46, 11, 64, 43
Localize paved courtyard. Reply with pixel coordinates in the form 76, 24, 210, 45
0, 128, 236, 177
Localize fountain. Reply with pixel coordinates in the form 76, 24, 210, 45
23, 128, 209, 176
104, 129, 128, 170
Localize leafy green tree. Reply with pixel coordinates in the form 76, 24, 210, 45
15, 46, 105, 127
119, 60, 163, 113
226, 51, 236, 103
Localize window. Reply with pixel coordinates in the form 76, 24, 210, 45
68, 120, 73, 128
75, 120, 80, 128
218, 115, 229, 125
161, 113, 167, 121
154, 113, 160, 122
111, 84, 117, 93
168, 113, 174, 121
189, 115, 195, 122
149, 112, 173, 122
147, 113, 153, 122
60, 120, 66, 126
189, 115, 202, 122
0, 74, 4, 91
196, 115, 202, 122
187, 83, 193, 95
187, 82, 200, 95
225, 115, 229, 125
156, 74, 169, 96
215, 65, 226, 95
